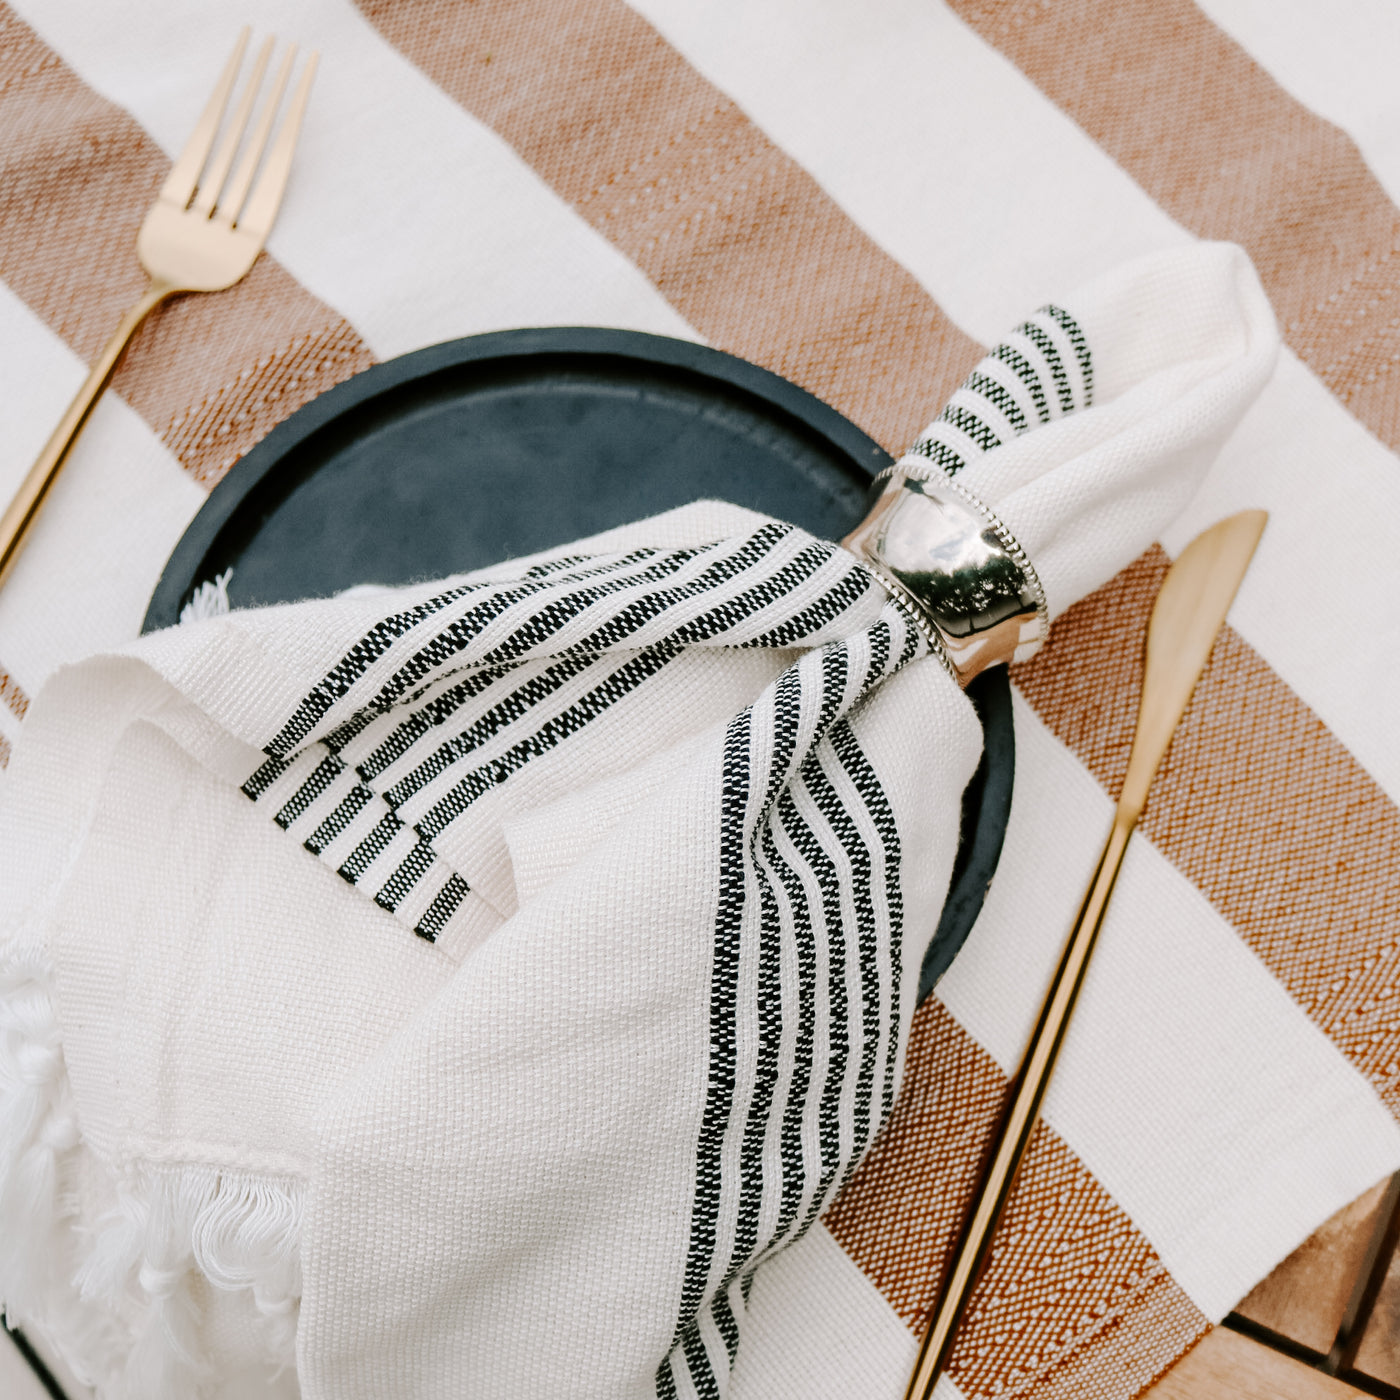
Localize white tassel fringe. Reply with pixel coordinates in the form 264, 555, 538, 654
179, 569, 234, 625
0, 951, 303, 1397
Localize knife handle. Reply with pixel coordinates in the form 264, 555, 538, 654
902, 809, 1135, 1400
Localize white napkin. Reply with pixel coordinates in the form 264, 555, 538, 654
0, 242, 1276, 1399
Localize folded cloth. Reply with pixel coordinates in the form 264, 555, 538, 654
0, 242, 1276, 1399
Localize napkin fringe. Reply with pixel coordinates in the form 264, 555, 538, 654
178, 568, 233, 625
0, 951, 303, 1397
0, 952, 80, 1323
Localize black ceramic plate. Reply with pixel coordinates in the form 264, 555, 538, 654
143, 327, 1011, 996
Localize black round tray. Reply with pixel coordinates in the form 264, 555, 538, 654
143, 327, 1011, 997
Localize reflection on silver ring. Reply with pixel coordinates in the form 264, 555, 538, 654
840, 455, 1047, 687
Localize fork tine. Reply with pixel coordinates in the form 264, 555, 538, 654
160, 27, 249, 209
217, 45, 295, 229
193, 35, 273, 217
237, 51, 318, 239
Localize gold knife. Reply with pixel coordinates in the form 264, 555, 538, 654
903, 508, 1269, 1400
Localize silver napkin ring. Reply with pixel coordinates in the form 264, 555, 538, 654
840, 455, 1048, 687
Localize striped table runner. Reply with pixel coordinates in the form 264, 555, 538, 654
1, 3, 1397, 1397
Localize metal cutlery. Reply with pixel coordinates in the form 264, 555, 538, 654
904, 509, 1269, 1400
0, 29, 317, 592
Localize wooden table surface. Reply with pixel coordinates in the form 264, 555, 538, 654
7, 1173, 1399, 1398
1145, 1172, 1400, 1399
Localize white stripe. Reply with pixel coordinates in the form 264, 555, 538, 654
764, 797, 837, 1243
1196, 0, 1400, 214
936, 693, 1400, 1319
276, 755, 355, 840
0, 283, 204, 693
627, 0, 1400, 806
820, 732, 900, 1120
933, 387, 1014, 451
315, 782, 391, 869
354, 821, 425, 899
729, 1222, 937, 1400
0, 708, 23, 774
250, 746, 327, 817
626, 0, 1179, 341
969, 355, 1046, 435
1158, 348, 1400, 803
745, 668, 831, 1257
17, 0, 1400, 812
391, 860, 453, 934
13, 0, 697, 359
913, 420, 978, 471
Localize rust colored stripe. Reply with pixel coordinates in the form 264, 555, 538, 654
0, 732, 10, 769
0, 667, 28, 722
951, 0, 1400, 454
353, 0, 981, 453
824, 999, 1208, 1394
1013, 550, 1400, 1115
0, 8, 374, 487
349, 13, 1190, 1382
356, 1, 1400, 1387
361, 0, 1400, 1102
1032, 1275, 1208, 1400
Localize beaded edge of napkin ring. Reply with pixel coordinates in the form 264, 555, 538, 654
841, 454, 1049, 687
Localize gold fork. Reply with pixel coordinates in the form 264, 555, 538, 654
0, 29, 318, 592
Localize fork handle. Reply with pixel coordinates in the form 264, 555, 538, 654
0, 277, 176, 592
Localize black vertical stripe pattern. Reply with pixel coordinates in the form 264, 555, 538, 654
655, 1355, 679, 1400
1016, 319, 1075, 415
731, 670, 803, 1270
272, 754, 342, 829
660, 605, 924, 1397
911, 438, 968, 475
266, 545, 683, 754
682, 1327, 721, 1400
913, 305, 1092, 476
674, 706, 752, 1344
939, 402, 1002, 452
833, 720, 904, 1125
305, 782, 372, 855
230, 512, 963, 1400
990, 341, 1050, 424
363, 546, 710, 715
242, 524, 869, 952
967, 368, 1028, 432
1042, 303, 1094, 405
